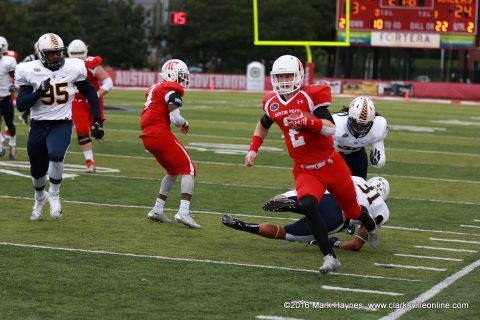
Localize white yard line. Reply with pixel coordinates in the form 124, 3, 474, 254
384, 226, 480, 237
378, 259, 480, 320
257, 316, 304, 320
460, 224, 480, 229
430, 237, 480, 245
0, 242, 419, 282
394, 254, 462, 262
321, 285, 403, 296
374, 263, 446, 272
1, 195, 480, 236
414, 246, 477, 253
474, 219, 480, 222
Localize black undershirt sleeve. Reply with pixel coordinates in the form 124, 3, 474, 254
260, 114, 274, 129
313, 105, 334, 123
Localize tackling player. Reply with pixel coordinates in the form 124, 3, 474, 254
0, 35, 17, 159
15, 33, 103, 221
245, 55, 379, 273
140, 59, 200, 229
68, 39, 113, 173
222, 176, 390, 251
333, 96, 388, 179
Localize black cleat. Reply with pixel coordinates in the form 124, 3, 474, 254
345, 224, 356, 235
262, 195, 296, 212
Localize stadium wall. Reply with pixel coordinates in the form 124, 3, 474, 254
108, 69, 480, 101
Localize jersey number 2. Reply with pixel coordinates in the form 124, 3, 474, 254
289, 128, 305, 148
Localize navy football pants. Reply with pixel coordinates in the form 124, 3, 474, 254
27, 120, 72, 179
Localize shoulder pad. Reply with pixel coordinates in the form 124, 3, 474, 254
302, 84, 332, 107
262, 92, 276, 105
161, 81, 185, 96
85, 56, 102, 69
371, 116, 388, 139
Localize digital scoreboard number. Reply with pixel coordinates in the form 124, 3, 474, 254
337, 0, 478, 35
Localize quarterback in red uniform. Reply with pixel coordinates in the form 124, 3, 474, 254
140, 59, 200, 229
245, 55, 378, 273
67, 39, 113, 173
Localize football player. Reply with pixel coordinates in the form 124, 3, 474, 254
0, 35, 17, 159
140, 59, 200, 229
333, 96, 388, 179
223, 176, 390, 251
245, 55, 378, 273
68, 39, 113, 173
15, 33, 103, 221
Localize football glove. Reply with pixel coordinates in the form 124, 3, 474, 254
370, 148, 381, 165
329, 236, 341, 248
180, 121, 189, 135
91, 119, 104, 140
35, 78, 51, 96
284, 111, 306, 129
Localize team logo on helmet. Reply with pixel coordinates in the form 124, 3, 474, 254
270, 102, 280, 112
359, 99, 369, 121
164, 60, 180, 70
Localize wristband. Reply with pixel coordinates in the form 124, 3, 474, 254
249, 135, 263, 152
304, 115, 324, 132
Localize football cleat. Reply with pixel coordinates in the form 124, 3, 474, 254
319, 254, 341, 274
263, 195, 296, 212
175, 212, 201, 229
48, 191, 62, 219
31, 194, 48, 221
0, 149, 5, 157
368, 228, 380, 248
147, 210, 171, 223
345, 224, 356, 235
9, 152, 16, 161
86, 160, 96, 173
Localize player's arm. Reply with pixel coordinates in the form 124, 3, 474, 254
333, 225, 368, 251
245, 114, 272, 167
166, 91, 189, 134
284, 106, 336, 136
75, 79, 103, 139
370, 140, 386, 168
94, 65, 113, 98
16, 78, 51, 112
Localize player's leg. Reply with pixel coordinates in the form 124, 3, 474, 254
72, 100, 95, 173
27, 123, 50, 221
295, 172, 340, 273
325, 152, 378, 247
342, 148, 368, 180
148, 174, 176, 223
45, 121, 73, 219
0, 96, 16, 159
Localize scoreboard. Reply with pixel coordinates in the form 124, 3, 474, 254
337, 0, 477, 35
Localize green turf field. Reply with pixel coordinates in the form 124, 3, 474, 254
1, 90, 479, 320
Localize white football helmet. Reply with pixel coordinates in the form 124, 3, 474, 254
0, 36, 8, 55
348, 96, 376, 138
270, 55, 304, 95
67, 39, 88, 60
367, 176, 390, 201
161, 59, 190, 88
37, 33, 66, 71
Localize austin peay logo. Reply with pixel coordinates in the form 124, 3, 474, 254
164, 60, 179, 70
269, 102, 280, 112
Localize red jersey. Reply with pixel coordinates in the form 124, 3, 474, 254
75, 56, 102, 99
263, 84, 334, 166
3, 50, 18, 61
140, 81, 184, 136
